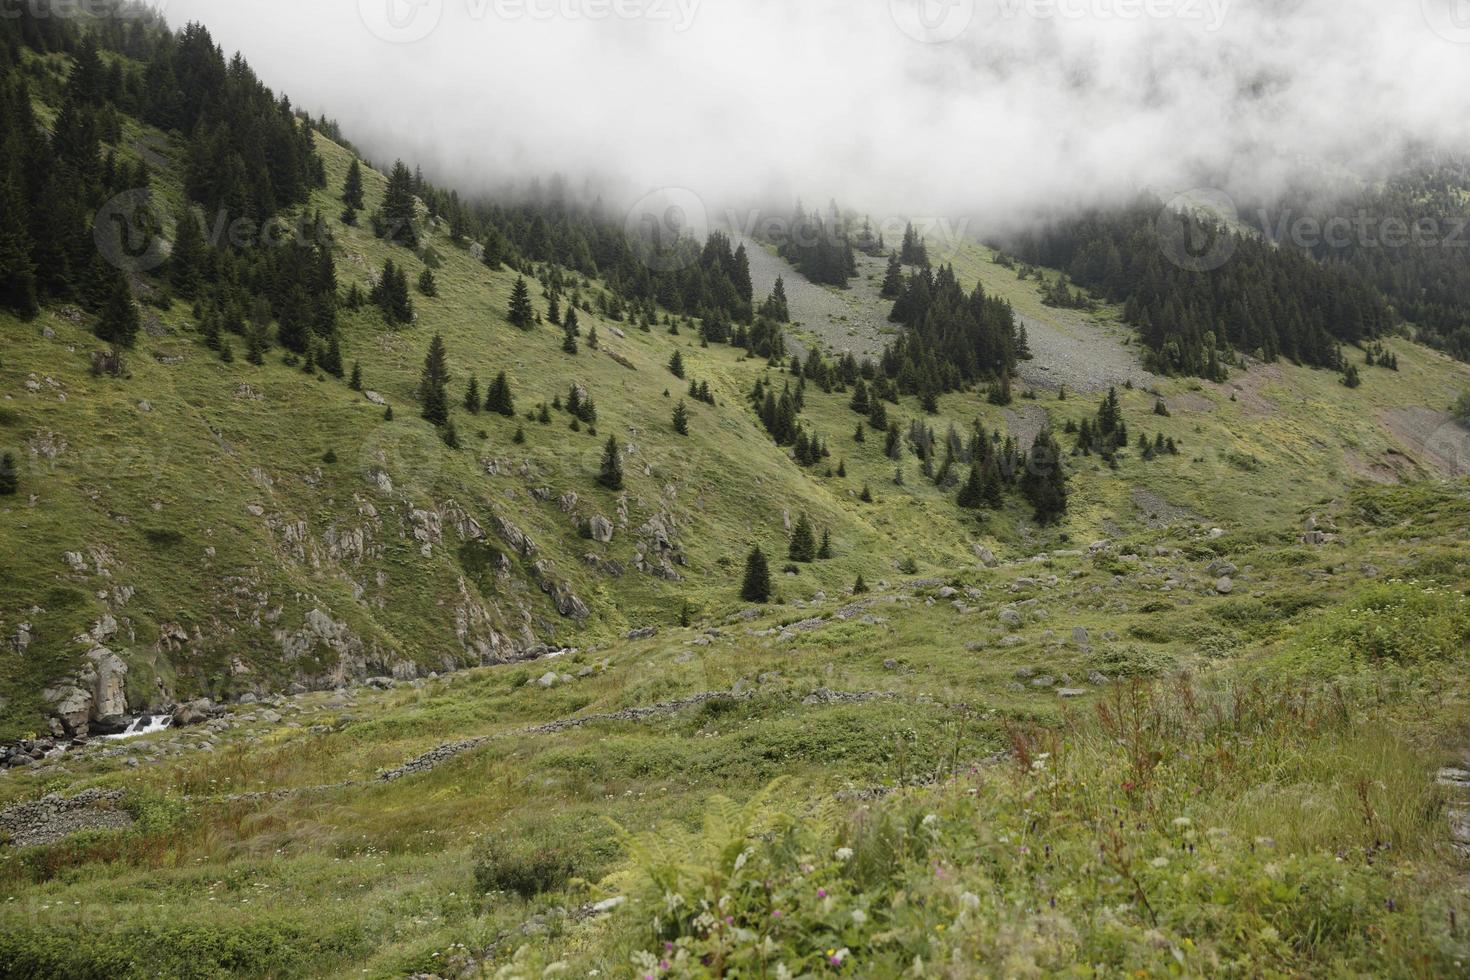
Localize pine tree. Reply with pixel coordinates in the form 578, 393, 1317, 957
0, 451, 18, 496
321, 333, 344, 377
668, 350, 685, 379
464, 374, 481, 413
547, 292, 561, 326
860, 483, 874, 503
169, 203, 206, 297
598, 435, 623, 490
343, 159, 365, 210
672, 399, 690, 435
486, 371, 515, 416
507, 276, 535, 329
417, 269, 437, 296
96, 274, 139, 348
880, 252, 904, 299
419, 333, 450, 426
0, 171, 38, 317
349, 361, 362, 390
789, 513, 816, 562
817, 528, 832, 560
1020, 429, 1068, 525
441, 419, 460, 448
852, 573, 869, 595
741, 546, 772, 603
956, 463, 984, 508
374, 160, 417, 247
562, 322, 578, 354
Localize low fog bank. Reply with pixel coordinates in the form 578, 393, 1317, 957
157, 0, 1470, 224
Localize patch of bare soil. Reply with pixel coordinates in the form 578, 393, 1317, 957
1380, 408, 1470, 478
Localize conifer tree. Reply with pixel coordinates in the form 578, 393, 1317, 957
741, 546, 772, 603
668, 349, 685, 379
349, 361, 362, 390
464, 374, 481, 413
547, 292, 561, 326
817, 528, 832, 560
96, 274, 139, 348
0, 452, 18, 496
956, 463, 984, 508
672, 399, 690, 435
419, 333, 450, 426
417, 269, 437, 296
508, 276, 535, 329
880, 252, 904, 299
486, 370, 515, 416
852, 573, 869, 595
321, 333, 344, 377
598, 435, 623, 490
169, 203, 206, 297
789, 513, 816, 562
562, 322, 578, 354
441, 419, 459, 448
342, 158, 364, 210
860, 483, 874, 503
1020, 429, 1068, 525
374, 160, 418, 247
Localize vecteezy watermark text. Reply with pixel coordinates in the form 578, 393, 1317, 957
358, 0, 699, 44
997, 0, 1231, 30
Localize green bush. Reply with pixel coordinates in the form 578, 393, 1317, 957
473, 837, 575, 899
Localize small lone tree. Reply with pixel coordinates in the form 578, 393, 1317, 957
741, 546, 772, 603
817, 528, 832, 560
668, 349, 685, 379
507, 276, 535, 329
418, 269, 437, 297
672, 400, 690, 435
788, 513, 816, 563
486, 371, 515, 416
598, 435, 623, 491
349, 361, 362, 390
419, 333, 450, 426
464, 374, 481, 413
852, 573, 869, 594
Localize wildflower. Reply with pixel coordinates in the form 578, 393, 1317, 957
1172, 817, 1192, 827
959, 892, 980, 910
772, 909, 782, 918
922, 813, 938, 827
1150, 856, 1169, 868
835, 847, 854, 861
851, 909, 868, 925
817, 888, 828, 899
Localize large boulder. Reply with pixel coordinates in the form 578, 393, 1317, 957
588, 515, 614, 543
43, 685, 92, 736
87, 647, 128, 722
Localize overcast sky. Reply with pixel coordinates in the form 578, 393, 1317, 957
155, 0, 1470, 223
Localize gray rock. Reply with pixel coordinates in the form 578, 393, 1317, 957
1214, 577, 1234, 595
1207, 559, 1238, 578
973, 545, 1000, 567
1057, 688, 1089, 698
998, 607, 1022, 627
1071, 626, 1090, 648
537, 671, 559, 688
588, 515, 614, 543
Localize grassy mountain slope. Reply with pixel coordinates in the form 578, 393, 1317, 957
5, 113, 1470, 742
0, 480, 1467, 976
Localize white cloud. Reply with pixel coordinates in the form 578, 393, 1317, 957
156, 0, 1470, 222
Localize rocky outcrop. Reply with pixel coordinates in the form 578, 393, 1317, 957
530, 561, 590, 620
